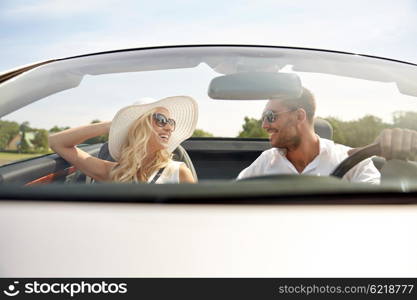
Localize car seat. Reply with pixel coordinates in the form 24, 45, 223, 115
314, 118, 333, 140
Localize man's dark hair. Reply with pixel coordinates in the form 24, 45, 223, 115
280, 88, 316, 124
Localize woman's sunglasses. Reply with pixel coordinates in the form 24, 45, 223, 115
153, 113, 176, 131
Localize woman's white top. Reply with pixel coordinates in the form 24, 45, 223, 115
147, 160, 184, 184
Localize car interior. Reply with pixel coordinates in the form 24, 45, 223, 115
0, 46, 415, 189
0, 117, 335, 184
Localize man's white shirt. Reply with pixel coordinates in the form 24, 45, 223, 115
237, 137, 380, 184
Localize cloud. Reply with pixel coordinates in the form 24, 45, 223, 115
30, 4, 417, 64
3, 0, 118, 18
1, 0, 416, 138
1, 0, 416, 70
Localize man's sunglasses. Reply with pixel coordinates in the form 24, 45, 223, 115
261, 109, 296, 123
153, 113, 176, 131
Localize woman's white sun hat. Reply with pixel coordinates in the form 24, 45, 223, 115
108, 96, 198, 161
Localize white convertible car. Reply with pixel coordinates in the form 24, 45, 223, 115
0, 45, 416, 276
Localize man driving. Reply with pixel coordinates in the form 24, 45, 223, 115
237, 88, 417, 183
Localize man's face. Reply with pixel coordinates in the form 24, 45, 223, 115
262, 100, 300, 149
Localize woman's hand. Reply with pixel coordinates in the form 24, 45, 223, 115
48, 121, 115, 181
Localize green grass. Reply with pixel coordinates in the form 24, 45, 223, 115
0, 152, 43, 165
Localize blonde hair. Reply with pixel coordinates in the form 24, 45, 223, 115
109, 108, 172, 182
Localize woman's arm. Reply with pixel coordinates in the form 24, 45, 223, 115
48, 122, 116, 181
179, 164, 196, 183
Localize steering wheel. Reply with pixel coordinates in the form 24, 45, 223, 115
330, 143, 381, 178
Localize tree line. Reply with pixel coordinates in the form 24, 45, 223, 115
0, 119, 214, 154
0, 120, 66, 153
0, 119, 112, 153
1, 111, 415, 153
236, 111, 417, 147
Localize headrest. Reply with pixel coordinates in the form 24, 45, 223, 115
314, 118, 333, 140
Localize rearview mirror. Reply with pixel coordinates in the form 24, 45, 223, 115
208, 72, 303, 100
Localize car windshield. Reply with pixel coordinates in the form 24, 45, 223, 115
0, 46, 416, 197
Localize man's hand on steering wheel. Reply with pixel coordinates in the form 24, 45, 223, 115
332, 129, 417, 179
348, 128, 417, 161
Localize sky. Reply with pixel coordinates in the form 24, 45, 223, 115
1, 0, 417, 136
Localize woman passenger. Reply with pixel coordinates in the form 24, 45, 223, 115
48, 96, 198, 183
